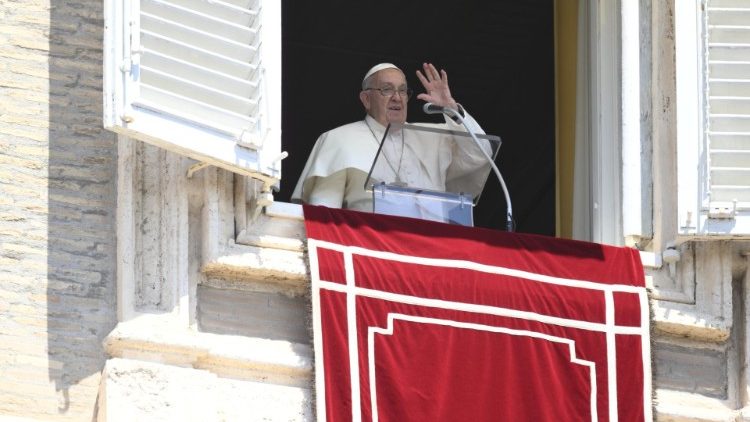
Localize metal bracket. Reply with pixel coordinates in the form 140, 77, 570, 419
662, 244, 681, 279
708, 200, 737, 219
237, 128, 262, 149
680, 211, 697, 232
187, 162, 211, 178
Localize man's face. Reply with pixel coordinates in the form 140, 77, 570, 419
360, 68, 408, 126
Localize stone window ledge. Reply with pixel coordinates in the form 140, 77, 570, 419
103, 314, 312, 388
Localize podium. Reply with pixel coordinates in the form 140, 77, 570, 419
365, 123, 501, 226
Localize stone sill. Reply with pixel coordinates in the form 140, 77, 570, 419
237, 202, 306, 252
264, 201, 304, 220
103, 314, 313, 388
655, 389, 738, 421
652, 299, 731, 342
201, 202, 309, 296
202, 239, 309, 296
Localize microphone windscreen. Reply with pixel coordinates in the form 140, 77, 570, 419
423, 103, 444, 114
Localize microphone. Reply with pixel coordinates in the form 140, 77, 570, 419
423, 103, 446, 115
422, 101, 515, 231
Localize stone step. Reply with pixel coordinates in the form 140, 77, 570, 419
98, 358, 312, 422
103, 314, 312, 387
236, 202, 307, 252
202, 202, 308, 296
197, 201, 312, 347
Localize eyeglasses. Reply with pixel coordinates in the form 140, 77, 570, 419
365, 86, 413, 99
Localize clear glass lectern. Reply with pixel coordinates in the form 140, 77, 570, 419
364, 123, 501, 226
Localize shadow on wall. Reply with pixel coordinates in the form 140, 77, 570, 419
47, 0, 118, 417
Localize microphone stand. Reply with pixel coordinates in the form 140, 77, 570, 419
433, 105, 514, 232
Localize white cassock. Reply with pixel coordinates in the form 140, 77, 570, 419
291, 110, 491, 212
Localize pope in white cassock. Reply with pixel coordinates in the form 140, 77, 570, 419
292, 62, 491, 212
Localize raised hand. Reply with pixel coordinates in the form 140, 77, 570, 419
415, 62, 459, 111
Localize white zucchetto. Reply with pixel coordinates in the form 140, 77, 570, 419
362, 63, 402, 86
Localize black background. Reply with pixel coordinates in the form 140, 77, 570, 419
280, 1, 555, 235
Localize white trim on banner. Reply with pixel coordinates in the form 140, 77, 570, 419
308, 238, 651, 422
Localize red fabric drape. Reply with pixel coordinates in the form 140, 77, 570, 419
305, 205, 649, 422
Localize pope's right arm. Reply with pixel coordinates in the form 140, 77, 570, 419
303, 170, 346, 208
292, 121, 379, 209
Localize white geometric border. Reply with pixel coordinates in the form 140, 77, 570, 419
367, 313, 599, 422
308, 239, 652, 422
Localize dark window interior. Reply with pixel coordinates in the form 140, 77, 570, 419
280, 1, 555, 235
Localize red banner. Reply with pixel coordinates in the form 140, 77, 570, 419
304, 205, 650, 422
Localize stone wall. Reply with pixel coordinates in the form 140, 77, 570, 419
0, 1, 118, 420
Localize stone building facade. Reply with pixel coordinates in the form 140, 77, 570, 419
1, 0, 750, 421
1, 1, 118, 419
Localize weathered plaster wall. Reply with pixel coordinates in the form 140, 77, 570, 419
0, 0, 118, 420
101, 142, 312, 420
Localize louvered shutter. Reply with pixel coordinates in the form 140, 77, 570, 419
104, 0, 281, 188
705, 0, 750, 232
676, 0, 750, 236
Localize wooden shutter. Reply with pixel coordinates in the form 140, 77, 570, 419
104, 0, 282, 188
703, 0, 750, 234
676, 0, 750, 236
